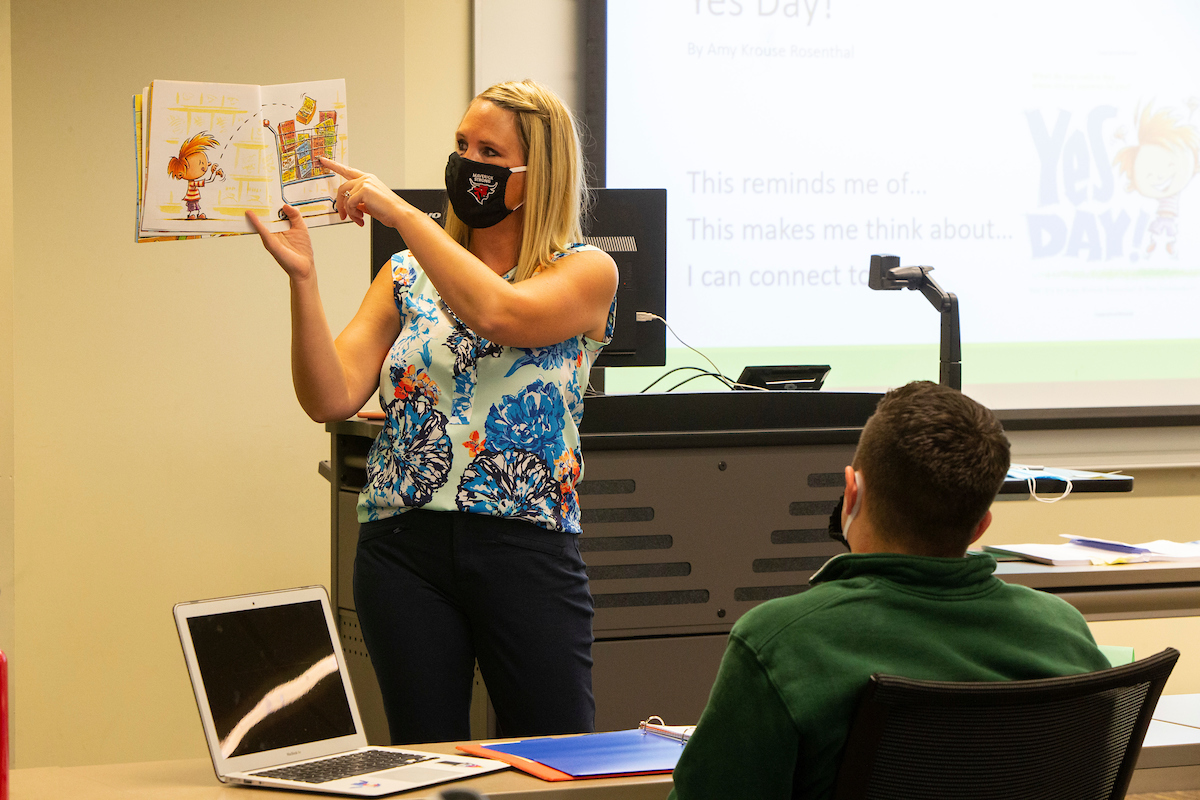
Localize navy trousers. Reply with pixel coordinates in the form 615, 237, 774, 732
353, 509, 595, 744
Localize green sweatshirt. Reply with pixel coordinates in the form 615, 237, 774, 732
669, 552, 1111, 800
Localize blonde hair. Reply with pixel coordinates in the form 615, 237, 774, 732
444, 80, 589, 283
1114, 103, 1200, 191
167, 132, 219, 179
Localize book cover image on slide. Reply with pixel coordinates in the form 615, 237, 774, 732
135, 78, 349, 241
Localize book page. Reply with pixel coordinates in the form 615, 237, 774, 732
142, 80, 270, 234
135, 90, 213, 243
259, 79, 349, 231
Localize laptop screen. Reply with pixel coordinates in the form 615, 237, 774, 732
186, 599, 357, 759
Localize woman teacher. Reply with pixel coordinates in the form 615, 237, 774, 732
249, 80, 618, 744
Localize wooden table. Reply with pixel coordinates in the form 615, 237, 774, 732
13, 696, 1199, 798
9, 739, 672, 799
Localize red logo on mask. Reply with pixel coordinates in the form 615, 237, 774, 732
468, 175, 497, 204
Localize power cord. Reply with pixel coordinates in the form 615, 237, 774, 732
640, 366, 734, 393
635, 312, 767, 393
665, 371, 740, 392
635, 312, 722, 376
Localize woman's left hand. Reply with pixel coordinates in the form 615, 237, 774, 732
321, 157, 404, 228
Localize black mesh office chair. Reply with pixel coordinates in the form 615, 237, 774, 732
832, 648, 1179, 800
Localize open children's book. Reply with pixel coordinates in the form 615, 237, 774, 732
134, 79, 349, 242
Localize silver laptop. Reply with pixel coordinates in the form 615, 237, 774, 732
174, 585, 506, 796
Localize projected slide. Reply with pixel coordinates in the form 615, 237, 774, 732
606, 1, 1200, 359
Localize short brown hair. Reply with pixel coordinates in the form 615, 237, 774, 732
853, 381, 1010, 556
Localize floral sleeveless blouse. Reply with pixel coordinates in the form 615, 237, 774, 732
357, 244, 614, 533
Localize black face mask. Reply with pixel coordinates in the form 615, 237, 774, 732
828, 495, 850, 551
444, 152, 527, 229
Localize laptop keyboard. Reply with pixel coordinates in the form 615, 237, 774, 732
252, 749, 436, 784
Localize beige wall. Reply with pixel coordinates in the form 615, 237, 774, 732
0, 0, 12, 766
4, 0, 469, 769
405, 1, 473, 188
0, 0, 1197, 773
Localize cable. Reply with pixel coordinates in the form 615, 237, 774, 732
636, 312, 725, 379
726, 380, 770, 392
639, 365, 719, 393
665, 371, 738, 393
626, 312, 771, 393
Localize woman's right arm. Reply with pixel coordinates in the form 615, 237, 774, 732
249, 206, 400, 422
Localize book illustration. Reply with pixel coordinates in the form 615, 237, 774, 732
264, 108, 339, 218
133, 92, 214, 243
1113, 100, 1200, 260
296, 93, 317, 125
167, 132, 226, 220
135, 78, 348, 240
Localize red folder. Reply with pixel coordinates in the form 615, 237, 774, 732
2, 649, 8, 800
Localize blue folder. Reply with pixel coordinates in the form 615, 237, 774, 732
482, 728, 685, 777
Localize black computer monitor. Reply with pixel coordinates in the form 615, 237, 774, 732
369, 188, 666, 368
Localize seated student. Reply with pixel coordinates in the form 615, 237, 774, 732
669, 381, 1111, 800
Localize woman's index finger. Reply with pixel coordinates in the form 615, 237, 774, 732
320, 157, 363, 180
245, 210, 269, 236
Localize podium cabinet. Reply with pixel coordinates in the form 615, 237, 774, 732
324, 391, 881, 741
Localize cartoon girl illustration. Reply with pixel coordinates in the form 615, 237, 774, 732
1114, 101, 1200, 257
167, 132, 225, 220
